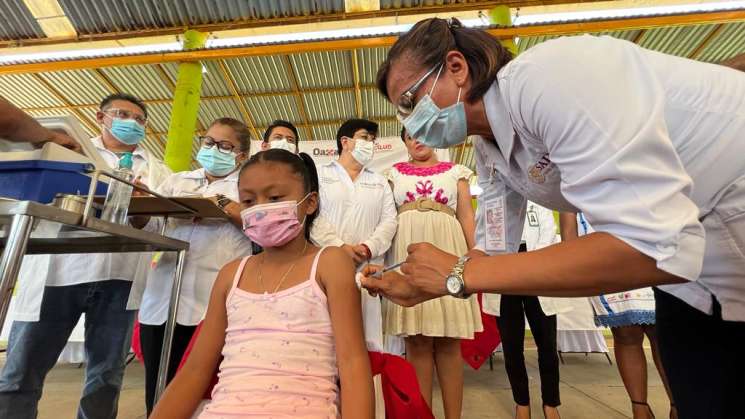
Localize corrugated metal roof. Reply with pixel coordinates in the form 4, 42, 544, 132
0, 74, 66, 108
37, 70, 114, 105
310, 124, 338, 142
361, 87, 395, 119
357, 47, 390, 85
244, 94, 302, 127
223, 55, 292, 94
0, 1, 45, 41
638, 24, 718, 57
57, 0, 346, 36
291, 51, 353, 89
695, 22, 745, 62
99, 65, 173, 100
302, 91, 356, 121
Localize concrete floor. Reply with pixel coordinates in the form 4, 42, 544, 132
9, 344, 673, 419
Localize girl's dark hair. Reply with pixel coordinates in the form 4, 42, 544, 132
210, 117, 251, 152
400, 126, 408, 143
239, 149, 319, 240
376, 17, 513, 103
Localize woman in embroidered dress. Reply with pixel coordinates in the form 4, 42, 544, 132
561, 212, 677, 419
383, 128, 482, 419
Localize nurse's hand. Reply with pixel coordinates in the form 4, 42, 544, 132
402, 243, 459, 297
360, 265, 434, 306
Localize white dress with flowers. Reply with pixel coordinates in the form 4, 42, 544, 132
384, 162, 483, 338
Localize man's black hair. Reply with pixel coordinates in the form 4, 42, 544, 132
335, 118, 378, 154
263, 120, 300, 144
99, 93, 148, 118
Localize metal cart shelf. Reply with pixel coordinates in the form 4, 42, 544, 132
0, 199, 190, 402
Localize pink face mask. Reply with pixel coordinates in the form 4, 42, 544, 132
240, 195, 309, 248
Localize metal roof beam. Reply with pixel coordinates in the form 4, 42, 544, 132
351, 49, 363, 118
687, 23, 726, 59
281, 55, 314, 141
29, 73, 100, 135
216, 60, 262, 141
3, 9, 743, 75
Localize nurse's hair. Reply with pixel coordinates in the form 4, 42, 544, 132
210, 117, 251, 153
239, 149, 319, 240
376, 17, 512, 103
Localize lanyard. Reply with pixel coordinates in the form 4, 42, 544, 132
578, 213, 589, 235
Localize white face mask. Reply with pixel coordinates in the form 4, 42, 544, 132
350, 138, 374, 166
269, 138, 296, 153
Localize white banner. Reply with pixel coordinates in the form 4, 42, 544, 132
250, 136, 450, 174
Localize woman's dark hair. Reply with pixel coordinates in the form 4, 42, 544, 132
400, 126, 408, 143
376, 17, 513, 103
210, 117, 251, 152
239, 149, 319, 240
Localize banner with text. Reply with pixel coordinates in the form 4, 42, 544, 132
250, 137, 450, 174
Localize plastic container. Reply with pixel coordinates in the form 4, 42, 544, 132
0, 160, 107, 204
101, 153, 134, 225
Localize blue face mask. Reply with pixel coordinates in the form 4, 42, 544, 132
107, 117, 145, 145
196, 146, 238, 177
399, 69, 467, 149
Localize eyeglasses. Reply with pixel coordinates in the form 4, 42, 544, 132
397, 64, 442, 118
352, 132, 377, 143
103, 108, 147, 126
199, 136, 238, 154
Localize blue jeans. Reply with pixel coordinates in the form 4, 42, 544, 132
0, 280, 135, 419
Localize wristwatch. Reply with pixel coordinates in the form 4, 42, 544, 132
215, 194, 232, 212
445, 256, 471, 298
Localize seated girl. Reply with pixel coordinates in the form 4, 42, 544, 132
151, 149, 374, 419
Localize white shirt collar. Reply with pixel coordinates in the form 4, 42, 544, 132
91, 135, 149, 161
329, 159, 373, 175
183, 167, 240, 182
482, 79, 518, 161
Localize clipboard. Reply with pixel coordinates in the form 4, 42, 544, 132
94, 196, 230, 219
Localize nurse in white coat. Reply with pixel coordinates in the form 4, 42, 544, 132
365, 17, 745, 419
483, 202, 571, 417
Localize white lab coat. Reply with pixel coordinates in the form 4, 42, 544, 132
310, 161, 398, 351
10, 136, 172, 321
473, 35, 745, 321
483, 202, 573, 316
138, 169, 253, 326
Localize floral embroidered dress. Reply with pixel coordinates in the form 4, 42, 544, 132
384, 162, 483, 338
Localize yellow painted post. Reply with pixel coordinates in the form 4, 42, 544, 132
164, 29, 207, 172
489, 5, 518, 55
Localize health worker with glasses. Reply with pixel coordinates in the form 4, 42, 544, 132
0, 93, 172, 419
362, 17, 745, 419
136, 118, 253, 415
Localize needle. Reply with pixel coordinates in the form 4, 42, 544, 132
372, 262, 403, 278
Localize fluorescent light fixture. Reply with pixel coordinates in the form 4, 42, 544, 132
513, 1, 745, 26
0, 42, 182, 65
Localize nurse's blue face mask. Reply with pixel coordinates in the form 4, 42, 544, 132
196, 136, 241, 177
397, 63, 467, 149
102, 109, 146, 145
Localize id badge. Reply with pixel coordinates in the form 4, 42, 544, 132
484, 196, 506, 252
527, 210, 539, 227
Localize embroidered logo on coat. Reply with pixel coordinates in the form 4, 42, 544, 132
528, 153, 552, 184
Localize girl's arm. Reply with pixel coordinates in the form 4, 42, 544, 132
455, 179, 476, 249
150, 259, 239, 419
319, 247, 374, 419
559, 212, 579, 242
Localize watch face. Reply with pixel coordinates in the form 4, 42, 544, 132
446, 275, 462, 294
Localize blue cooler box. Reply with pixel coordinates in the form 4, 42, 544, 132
0, 160, 108, 204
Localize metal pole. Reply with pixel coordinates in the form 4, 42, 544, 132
0, 214, 33, 336
154, 249, 188, 402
